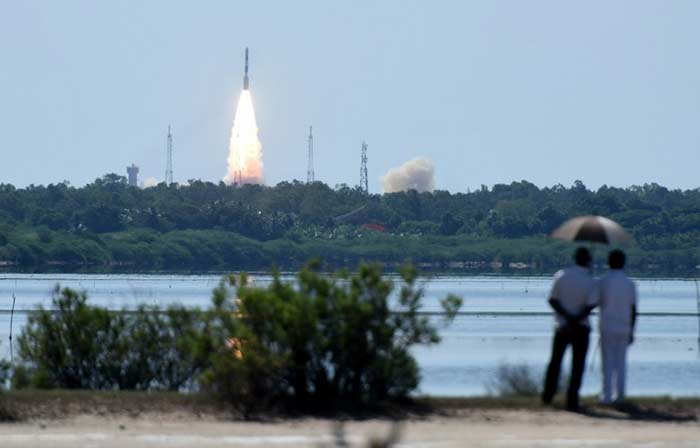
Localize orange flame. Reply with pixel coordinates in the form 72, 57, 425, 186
226, 337, 245, 360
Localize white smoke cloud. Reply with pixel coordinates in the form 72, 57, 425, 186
142, 177, 159, 188
224, 90, 264, 185
381, 157, 435, 193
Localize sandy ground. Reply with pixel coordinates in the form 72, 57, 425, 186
1, 410, 699, 448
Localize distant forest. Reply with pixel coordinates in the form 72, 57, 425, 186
0, 174, 698, 276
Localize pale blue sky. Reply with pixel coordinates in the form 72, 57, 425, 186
1, 1, 699, 192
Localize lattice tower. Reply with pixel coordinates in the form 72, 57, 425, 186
165, 125, 173, 184
307, 126, 315, 183
360, 141, 368, 193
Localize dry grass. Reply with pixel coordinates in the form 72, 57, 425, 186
0, 390, 698, 423
0, 390, 232, 421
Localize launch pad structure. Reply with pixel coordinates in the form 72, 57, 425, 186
127, 163, 139, 186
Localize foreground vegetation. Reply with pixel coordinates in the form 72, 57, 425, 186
5, 263, 461, 413
0, 175, 699, 275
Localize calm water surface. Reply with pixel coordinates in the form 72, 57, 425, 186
0, 274, 698, 396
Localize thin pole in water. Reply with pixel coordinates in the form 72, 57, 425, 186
9, 293, 16, 364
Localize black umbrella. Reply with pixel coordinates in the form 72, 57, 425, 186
551, 215, 631, 245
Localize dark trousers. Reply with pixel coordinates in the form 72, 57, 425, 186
542, 325, 590, 409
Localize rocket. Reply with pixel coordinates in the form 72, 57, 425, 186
243, 47, 249, 90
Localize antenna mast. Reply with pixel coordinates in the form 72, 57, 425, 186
165, 125, 174, 184
360, 141, 368, 194
307, 126, 315, 183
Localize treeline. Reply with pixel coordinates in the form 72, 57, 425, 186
7, 264, 461, 412
0, 175, 698, 274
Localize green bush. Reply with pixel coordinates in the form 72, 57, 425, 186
201, 261, 462, 410
13, 263, 462, 412
16, 285, 207, 390
0, 351, 12, 422
0, 343, 10, 390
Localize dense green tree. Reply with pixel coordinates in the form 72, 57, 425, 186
0, 175, 698, 274
201, 263, 462, 410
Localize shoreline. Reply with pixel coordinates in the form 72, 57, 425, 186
1, 392, 698, 447
2, 390, 699, 422
0, 270, 699, 281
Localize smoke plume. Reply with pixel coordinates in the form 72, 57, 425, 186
381, 157, 435, 193
224, 90, 264, 185
142, 177, 159, 188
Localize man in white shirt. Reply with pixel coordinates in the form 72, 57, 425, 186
597, 249, 637, 404
542, 247, 597, 411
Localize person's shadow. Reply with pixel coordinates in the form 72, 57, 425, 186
578, 401, 696, 422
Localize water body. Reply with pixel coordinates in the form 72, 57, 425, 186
0, 274, 698, 397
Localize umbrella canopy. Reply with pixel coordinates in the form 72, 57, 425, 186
551, 215, 631, 245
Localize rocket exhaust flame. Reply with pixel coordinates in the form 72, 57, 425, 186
224, 90, 264, 185
224, 48, 264, 185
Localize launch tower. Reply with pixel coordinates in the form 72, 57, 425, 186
165, 125, 173, 184
127, 163, 139, 186
360, 141, 368, 194
307, 126, 315, 183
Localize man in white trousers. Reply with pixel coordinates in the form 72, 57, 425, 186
598, 249, 637, 404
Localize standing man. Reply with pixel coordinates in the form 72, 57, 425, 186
598, 249, 637, 405
542, 247, 597, 411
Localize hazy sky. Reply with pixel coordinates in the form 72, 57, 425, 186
2, 1, 699, 192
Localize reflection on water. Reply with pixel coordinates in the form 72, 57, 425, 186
0, 274, 698, 396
